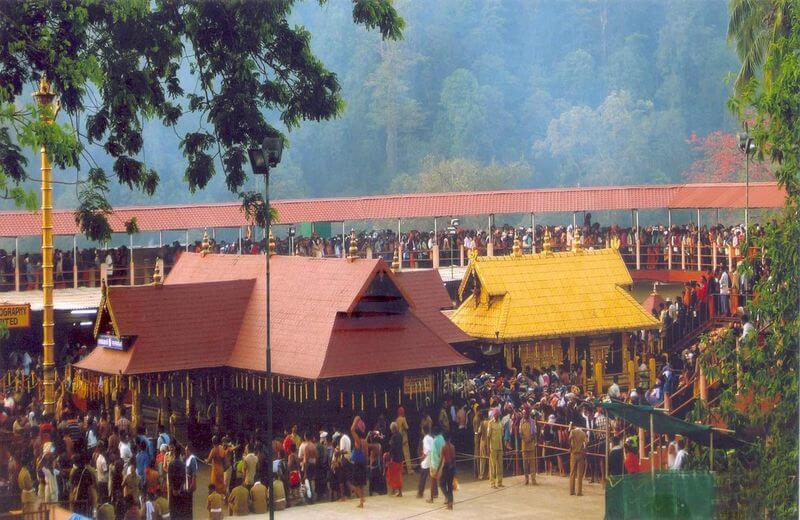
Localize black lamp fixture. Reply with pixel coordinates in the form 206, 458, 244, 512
248, 136, 284, 176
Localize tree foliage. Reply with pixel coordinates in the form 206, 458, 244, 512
696, 1, 799, 517
682, 130, 773, 183
0, 0, 403, 238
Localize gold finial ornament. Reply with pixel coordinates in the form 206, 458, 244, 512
32, 73, 60, 120
572, 227, 582, 253
467, 247, 479, 263
391, 243, 400, 271
542, 228, 552, 255
347, 229, 358, 262
268, 228, 276, 255
201, 230, 211, 256
512, 233, 522, 257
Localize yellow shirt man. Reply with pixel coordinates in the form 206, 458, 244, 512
228, 484, 250, 516
250, 481, 268, 514
487, 415, 504, 487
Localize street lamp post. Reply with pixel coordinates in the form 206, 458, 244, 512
248, 137, 283, 520
448, 218, 459, 280
33, 74, 60, 416
737, 129, 756, 238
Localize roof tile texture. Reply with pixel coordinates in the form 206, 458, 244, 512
0, 182, 783, 235
450, 248, 660, 341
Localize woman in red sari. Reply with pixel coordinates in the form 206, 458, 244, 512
386, 422, 405, 496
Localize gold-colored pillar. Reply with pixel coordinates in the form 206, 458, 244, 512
627, 360, 636, 392
131, 385, 141, 431
648, 357, 656, 391
594, 361, 603, 395
621, 333, 629, 367
33, 75, 59, 416
699, 365, 708, 401
569, 337, 576, 366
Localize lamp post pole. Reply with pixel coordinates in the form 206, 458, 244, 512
33, 74, 59, 416
248, 138, 282, 520
737, 129, 755, 239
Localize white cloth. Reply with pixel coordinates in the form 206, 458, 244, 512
741, 322, 755, 340
338, 434, 351, 455
608, 383, 621, 399
420, 434, 433, 470
719, 272, 730, 295
96, 453, 109, 483
672, 449, 688, 470
119, 440, 132, 462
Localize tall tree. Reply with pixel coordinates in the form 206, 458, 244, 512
0, 0, 403, 239
682, 130, 773, 182
699, 1, 798, 518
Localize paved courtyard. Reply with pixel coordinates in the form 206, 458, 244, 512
193, 465, 604, 519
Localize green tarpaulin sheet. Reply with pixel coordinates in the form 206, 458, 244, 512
598, 401, 744, 450
606, 471, 715, 520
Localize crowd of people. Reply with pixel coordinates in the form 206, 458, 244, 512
0, 215, 765, 292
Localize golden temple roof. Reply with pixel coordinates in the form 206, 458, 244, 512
450, 248, 659, 342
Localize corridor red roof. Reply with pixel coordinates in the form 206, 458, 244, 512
77, 253, 471, 379
0, 182, 784, 237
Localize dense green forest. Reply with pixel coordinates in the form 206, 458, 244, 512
10, 0, 741, 209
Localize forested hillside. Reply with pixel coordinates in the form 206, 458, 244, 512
12, 0, 743, 209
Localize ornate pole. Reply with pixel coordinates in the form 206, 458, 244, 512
33, 74, 59, 416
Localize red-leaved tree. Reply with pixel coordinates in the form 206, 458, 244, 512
682, 130, 773, 182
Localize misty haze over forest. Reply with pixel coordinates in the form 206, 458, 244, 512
15, 0, 743, 210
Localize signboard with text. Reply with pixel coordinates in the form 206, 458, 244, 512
97, 334, 127, 351
403, 373, 433, 396
0, 304, 30, 329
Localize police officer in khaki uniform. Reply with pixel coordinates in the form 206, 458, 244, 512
568, 423, 587, 496
486, 409, 504, 488
520, 405, 538, 485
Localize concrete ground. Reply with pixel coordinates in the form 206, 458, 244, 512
192, 465, 604, 519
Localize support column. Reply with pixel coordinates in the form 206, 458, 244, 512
238, 227, 242, 254
215, 392, 223, 428
712, 244, 718, 271
129, 233, 135, 285
432, 217, 440, 268
459, 244, 465, 267
680, 240, 686, 271
398, 241, 403, 270
635, 210, 641, 271
342, 222, 346, 258
486, 214, 494, 256
697, 209, 702, 271
569, 337, 576, 366
73, 235, 78, 288
185, 230, 189, 252
131, 384, 141, 432
530, 213, 536, 253
14, 237, 20, 291
594, 361, 603, 395
621, 332, 630, 366
667, 209, 673, 270
158, 230, 163, 248
573, 212, 577, 229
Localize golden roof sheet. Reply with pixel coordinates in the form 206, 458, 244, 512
450, 248, 659, 341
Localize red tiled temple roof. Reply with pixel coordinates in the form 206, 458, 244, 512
77, 253, 471, 378
75, 279, 255, 375
0, 182, 784, 236
394, 270, 472, 345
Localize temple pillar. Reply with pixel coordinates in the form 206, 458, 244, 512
131, 385, 141, 431
627, 360, 636, 392
638, 428, 646, 460
398, 242, 403, 270
621, 333, 630, 366
681, 241, 686, 270
459, 245, 465, 267
366, 245, 373, 259
215, 392, 223, 428
594, 361, 603, 395
432, 245, 440, 268
486, 214, 494, 256
159, 396, 170, 429
712, 245, 717, 271
569, 337, 576, 366
648, 358, 656, 391
580, 358, 587, 390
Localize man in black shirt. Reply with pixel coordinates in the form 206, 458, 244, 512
608, 435, 624, 477
168, 444, 189, 519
